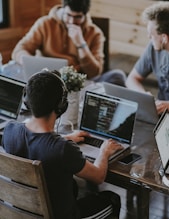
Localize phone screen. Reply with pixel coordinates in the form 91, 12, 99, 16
118, 153, 141, 165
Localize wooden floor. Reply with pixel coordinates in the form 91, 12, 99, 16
99, 182, 169, 219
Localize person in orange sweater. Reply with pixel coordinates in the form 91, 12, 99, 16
12, 0, 126, 85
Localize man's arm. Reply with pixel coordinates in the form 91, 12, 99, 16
126, 68, 146, 93
76, 139, 123, 184
67, 23, 104, 78
64, 130, 123, 184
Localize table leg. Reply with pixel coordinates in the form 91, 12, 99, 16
136, 187, 150, 219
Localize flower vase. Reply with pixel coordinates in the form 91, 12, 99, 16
61, 91, 80, 127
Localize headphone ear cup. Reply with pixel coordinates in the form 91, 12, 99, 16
55, 93, 68, 117
53, 73, 68, 117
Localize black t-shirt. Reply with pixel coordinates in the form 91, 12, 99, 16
2, 121, 86, 219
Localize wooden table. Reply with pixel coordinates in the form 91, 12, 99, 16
0, 68, 168, 219
106, 120, 169, 219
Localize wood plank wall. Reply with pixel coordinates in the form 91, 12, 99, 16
90, 0, 155, 57
0, 0, 155, 63
0, 0, 60, 63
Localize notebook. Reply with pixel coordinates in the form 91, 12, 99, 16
22, 56, 68, 82
78, 91, 138, 161
0, 75, 25, 130
103, 82, 159, 125
153, 109, 169, 175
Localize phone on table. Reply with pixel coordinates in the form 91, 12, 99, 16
118, 153, 141, 165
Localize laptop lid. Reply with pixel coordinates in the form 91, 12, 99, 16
0, 75, 25, 130
103, 82, 158, 125
22, 56, 68, 82
154, 109, 169, 174
79, 91, 138, 160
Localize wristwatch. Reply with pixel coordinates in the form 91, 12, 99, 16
76, 42, 87, 49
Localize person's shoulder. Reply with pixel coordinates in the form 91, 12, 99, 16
85, 15, 100, 29
3, 121, 23, 134
5, 120, 22, 129
146, 42, 154, 51
34, 5, 62, 25
83, 15, 104, 41
48, 4, 62, 21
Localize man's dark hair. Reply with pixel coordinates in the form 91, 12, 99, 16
63, 0, 91, 14
142, 2, 169, 35
26, 70, 64, 118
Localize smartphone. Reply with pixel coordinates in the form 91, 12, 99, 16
118, 153, 141, 165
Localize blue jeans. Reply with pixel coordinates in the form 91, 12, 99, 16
92, 69, 126, 87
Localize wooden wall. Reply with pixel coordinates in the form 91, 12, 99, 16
90, 0, 154, 57
0, 0, 155, 64
0, 0, 60, 64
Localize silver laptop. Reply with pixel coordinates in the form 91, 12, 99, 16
154, 109, 169, 175
78, 91, 138, 161
103, 82, 159, 125
0, 75, 25, 130
22, 56, 68, 82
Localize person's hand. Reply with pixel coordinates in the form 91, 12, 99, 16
64, 130, 90, 143
100, 139, 124, 158
67, 24, 85, 47
155, 100, 169, 115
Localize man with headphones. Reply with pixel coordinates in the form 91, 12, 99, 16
126, 2, 169, 115
2, 69, 123, 219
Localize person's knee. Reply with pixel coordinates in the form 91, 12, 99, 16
100, 190, 121, 218
100, 190, 121, 207
93, 69, 127, 87
105, 69, 127, 87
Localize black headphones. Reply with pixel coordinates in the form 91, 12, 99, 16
53, 72, 68, 117
23, 69, 68, 117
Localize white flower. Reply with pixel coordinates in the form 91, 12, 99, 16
59, 66, 87, 92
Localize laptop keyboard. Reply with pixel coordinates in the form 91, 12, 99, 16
83, 136, 104, 147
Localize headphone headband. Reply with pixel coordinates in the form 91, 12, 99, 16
24, 69, 68, 117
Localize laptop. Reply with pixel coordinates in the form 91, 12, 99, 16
78, 91, 138, 161
153, 109, 169, 175
22, 56, 68, 82
0, 75, 25, 130
103, 82, 159, 125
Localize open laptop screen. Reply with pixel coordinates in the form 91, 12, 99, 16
103, 82, 158, 125
80, 91, 138, 144
154, 109, 169, 172
0, 76, 25, 119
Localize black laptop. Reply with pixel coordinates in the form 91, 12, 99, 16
78, 91, 138, 161
0, 75, 25, 130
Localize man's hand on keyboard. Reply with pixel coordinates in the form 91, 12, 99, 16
100, 139, 124, 158
64, 130, 90, 143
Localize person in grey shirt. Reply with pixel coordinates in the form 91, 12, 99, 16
126, 2, 169, 115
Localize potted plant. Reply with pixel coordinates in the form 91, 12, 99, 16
59, 66, 87, 126
59, 65, 87, 92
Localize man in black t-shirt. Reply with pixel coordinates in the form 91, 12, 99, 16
2, 69, 123, 219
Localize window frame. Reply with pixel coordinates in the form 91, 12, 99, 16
0, 0, 9, 28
